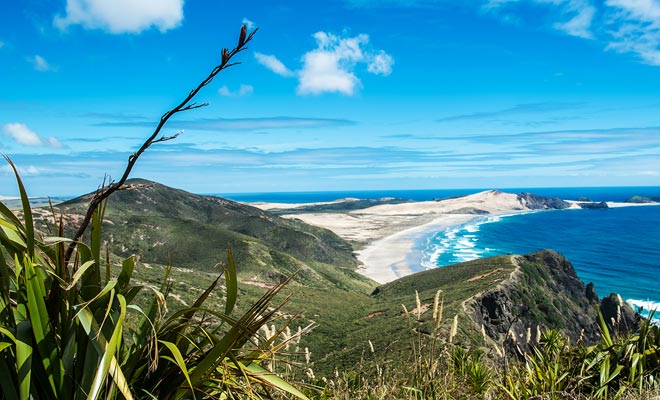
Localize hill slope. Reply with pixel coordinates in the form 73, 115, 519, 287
39, 181, 638, 378
310, 250, 638, 375
55, 179, 371, 292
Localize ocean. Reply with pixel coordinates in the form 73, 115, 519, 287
418, 206, 660, 319
222, 187, 660, 318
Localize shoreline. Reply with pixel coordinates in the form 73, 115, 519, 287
355, 210, 537, 283
249, 193, 660, 286
355, 214, 479, 283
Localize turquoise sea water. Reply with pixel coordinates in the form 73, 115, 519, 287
419, 206, 660, 317
223, 187, 660, 316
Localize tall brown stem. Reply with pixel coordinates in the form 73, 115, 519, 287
64, 26, 258, 265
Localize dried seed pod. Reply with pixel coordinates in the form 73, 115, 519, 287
238, 25, 247, 47
221, 48, 229, 64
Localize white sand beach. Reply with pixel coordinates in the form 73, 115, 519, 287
251, 191, 660, 284
253, 190, 546, 283
353, 214, 478, 282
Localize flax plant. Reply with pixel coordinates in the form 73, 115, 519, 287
0, 158, 308, 399
0, 24, 308, 400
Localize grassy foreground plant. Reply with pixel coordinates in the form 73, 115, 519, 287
0, 24, 309, 400
499, 310, 660, 400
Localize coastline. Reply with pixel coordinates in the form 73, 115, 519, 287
253, 190, 552, 283
355, 214, 478, 283
251, 191, 660, 286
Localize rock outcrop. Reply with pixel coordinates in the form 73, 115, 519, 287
468, 250, 639, 354
517, 193, 571, 210
625, 195, 660, 203
600, 293, 642, 334
578, 201, 609, 209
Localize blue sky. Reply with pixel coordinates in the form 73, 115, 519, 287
1, 0, 660, 197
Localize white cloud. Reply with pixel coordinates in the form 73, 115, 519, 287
218, 84, 254, 97
255, 31, 394, 95
483, 0, 660, 66
298, 42, 362, 95
54, 0, 184, 34
242, 17, 256, 30
29, 55, 57, 72
605, 0, 660, 65
368, 50, 394, 75
3, 123, 64, 148
607, 0, 660, 20
254, 52, 295, 77
487, 0, 595, 38
297, 32, 394, 95
0, 165, 42, 176
47, 137, 64, 148
554, 2, 596, 39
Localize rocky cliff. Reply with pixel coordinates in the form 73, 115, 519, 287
467, 250, 639, 355
517, 193, 571, 209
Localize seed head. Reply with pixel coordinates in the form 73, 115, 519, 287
238, 24, 247, 47
449, 315, 458, 343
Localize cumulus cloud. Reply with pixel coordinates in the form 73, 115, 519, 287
297, 32, 394, 95
254, 52, 295, 77
368, 50, 394, 75
297, 32, 366, 95
218, 84, 254, 97
3, 123, 64, 148
53, 0, 184, 34
256, 31, 393, 95
29, 55, 57, 72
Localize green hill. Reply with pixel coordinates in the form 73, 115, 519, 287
55, 179, 370, 292
41, 180, 639, 379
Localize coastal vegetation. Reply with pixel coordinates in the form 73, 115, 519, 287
0, 25, 308, 400
3, 173, 659, 398
1, 24, 659, 400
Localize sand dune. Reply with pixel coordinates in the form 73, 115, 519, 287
253, 190, 545, 283
252, 191, 659, 284
272, 190, 536, 244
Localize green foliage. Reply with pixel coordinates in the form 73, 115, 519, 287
500, 309, 660, 400
0, 158, 307, 399
308, 290, 495, 399
309, 291, 660, 400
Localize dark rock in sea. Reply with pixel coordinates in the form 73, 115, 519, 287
625, 195, 660, 203
517, 193, 570, 210
577, 196, 592, 202
600, 293, 641, 334
578, 202, 609, 209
